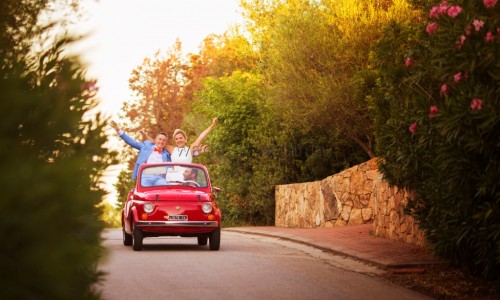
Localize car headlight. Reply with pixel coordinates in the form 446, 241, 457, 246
143, 202, 154, 214
201, 203, 213, 214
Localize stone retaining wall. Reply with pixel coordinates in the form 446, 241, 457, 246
275, 158, 426, 246
372, 178, 426, 246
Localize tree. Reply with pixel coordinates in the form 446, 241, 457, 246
113, 168, 134, 212
241, 0, 422, 161
125, 39, 187, 136
0, 0, 115, 298
113, 40, 190, 193
184, 29, 259, 112
189, 71, 271, 225
373, 0, 500, 278
241, 0, 391, 177
182, 31, 272, 224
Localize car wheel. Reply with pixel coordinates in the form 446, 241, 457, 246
209, 227, 220, 251
123, 229, 132, 246
132, 225, 143, 251
197, 236, 208, 246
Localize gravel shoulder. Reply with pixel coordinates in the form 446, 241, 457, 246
382, 263, 500, 299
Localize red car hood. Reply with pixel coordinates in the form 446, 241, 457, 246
134, 189, 211, 202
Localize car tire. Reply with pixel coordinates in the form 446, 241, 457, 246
132, 225, 143, 251
209, 227, 220, 251
123, 229, 133, 246
197, 236, 208, 246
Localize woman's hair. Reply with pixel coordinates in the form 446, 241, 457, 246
173, 129, 187, 140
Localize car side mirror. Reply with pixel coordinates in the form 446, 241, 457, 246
212, 186, 221, 193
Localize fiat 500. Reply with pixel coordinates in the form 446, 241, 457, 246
121, 162, 221, 251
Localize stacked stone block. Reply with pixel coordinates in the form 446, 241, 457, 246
275, 158, 426, 246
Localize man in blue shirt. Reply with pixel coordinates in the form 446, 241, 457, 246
110, 121, 171, 186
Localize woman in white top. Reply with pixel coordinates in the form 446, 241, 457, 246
142, 118, 217, 182
142, 117, 218, 163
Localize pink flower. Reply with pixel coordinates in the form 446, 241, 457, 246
471, 98, 483, 110
456, 35, 466, 48
447, 5, 462, 18
486, 31, 494, 42
409, 122, 417, 134
405, 57, 412, 67
473, 20, 485, 31
454, 72, 462, 83
429, 3, 449, 18
426, 22, 439, 35
429, 6, 440, 18
441, 84, 448, 95
429, 105, 440, 118
438, 3, 449, 14
484, 0, 497, 8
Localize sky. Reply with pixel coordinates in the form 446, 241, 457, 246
67, 0, 243, 204
71, 0, 243, 117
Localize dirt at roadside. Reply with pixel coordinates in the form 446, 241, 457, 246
382, 263, 500, 299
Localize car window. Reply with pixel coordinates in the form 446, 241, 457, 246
142, 166, 167, 175
192, 167, 207, 187
140, 164, 208, 188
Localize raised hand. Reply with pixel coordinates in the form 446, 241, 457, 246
109, 120, 121, 132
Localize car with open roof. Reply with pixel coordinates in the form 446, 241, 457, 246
121, 162, 221, 251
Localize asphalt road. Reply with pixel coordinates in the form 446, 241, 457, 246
97, 228, 430, 300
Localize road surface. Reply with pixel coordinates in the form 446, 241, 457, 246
97, 228, 429, 300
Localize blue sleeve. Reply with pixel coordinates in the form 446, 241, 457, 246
119, 132, 144, 150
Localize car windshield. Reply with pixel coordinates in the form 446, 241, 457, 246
140, 164, 208, 188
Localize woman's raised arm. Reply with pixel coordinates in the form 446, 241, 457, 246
191, 117, 218, 150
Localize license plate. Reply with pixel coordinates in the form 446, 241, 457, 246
168, 215, 187, 221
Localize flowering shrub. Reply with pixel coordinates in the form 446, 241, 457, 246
470, 98, 483, 110
373, 0, 499, 278
428, 105, 439, 118
426, 22, 439, 34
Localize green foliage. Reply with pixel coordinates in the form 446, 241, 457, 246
372, 18, 427, 187
99, 201, 121, 228
245, 0, 371, 152
241, 0, 421, 161
0, 1, 115, 298
373, 0, 500, 278
189, 71, 272, 226
112, 168, 134, 223
0, 44, 113, 299
113, 168, 134, 210
183, 0, 411, 225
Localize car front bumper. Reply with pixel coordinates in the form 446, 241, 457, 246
136, 221, 219, 228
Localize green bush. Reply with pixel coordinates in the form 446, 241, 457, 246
374, 0, 499, 278
0, 1, 115, 297
190, 71, 270, 226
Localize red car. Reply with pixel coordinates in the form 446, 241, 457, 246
121, 162, 221, 251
